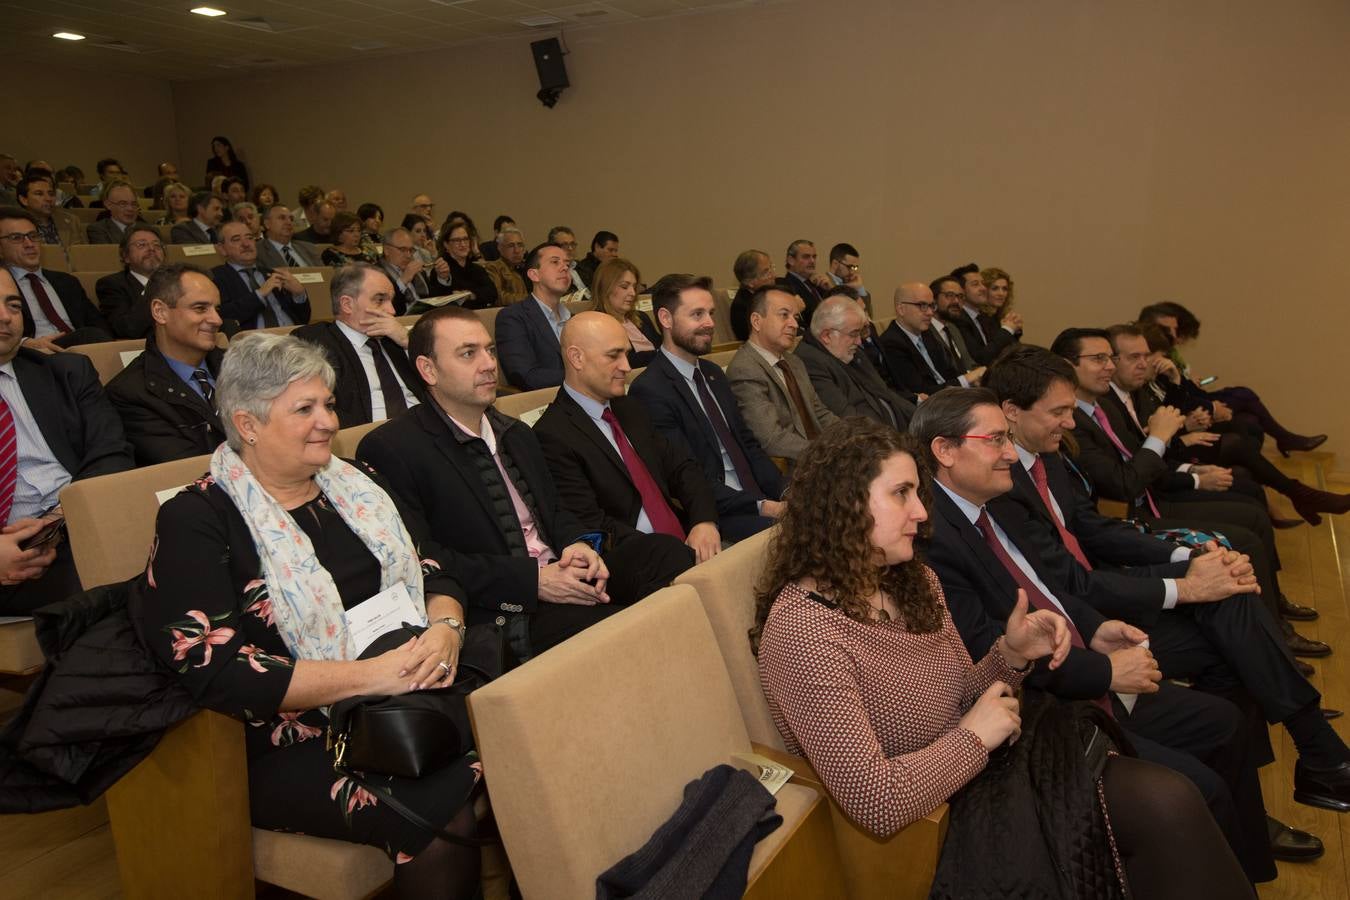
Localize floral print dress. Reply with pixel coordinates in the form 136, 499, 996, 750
134, 474, 481, 862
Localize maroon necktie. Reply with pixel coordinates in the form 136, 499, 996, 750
776, 360, 820, 439
601, 408, 686, 540
1091, 405, 1161, 518
0, 396, 16, 525
1028, 457, 1093, 571
693, 369, 762, 500
974, 509, 1112, 716
26, 273, 72, 334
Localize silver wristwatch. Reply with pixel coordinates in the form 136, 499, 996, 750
431, 616, 466, 645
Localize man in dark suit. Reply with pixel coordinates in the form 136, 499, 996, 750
376, 226, 431, 316
987, 346, 1348, 853
106, 263, 226, 465
255, 204, 321, 270
536, 312, 720, 571
84, 182, 148, 245
729, 249, 775, 342
930, 276, 980, 371
0, 269, 134, 613
937, 264, 1019, 366
292, 264, 423, 428
775, 239, 832, 325
911, 386, 1280, 883
1052, 327, 1327, 658
0, 208, 112, 351
629, 273, 784, 542
169, 192, 223, 245
293, 200, 335, 245
797, 295, 916, 429
95, 224, 165, 339
211, 221, 310, 331
878, 282, 984, 398
495, 242, 573, 390
359, 306, 691, 659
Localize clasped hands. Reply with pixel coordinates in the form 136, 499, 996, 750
538, 542, 610, 606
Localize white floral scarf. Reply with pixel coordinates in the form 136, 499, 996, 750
209, 443, 426, 661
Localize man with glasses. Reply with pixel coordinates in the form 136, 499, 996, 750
796, 294, 915, 429
17, 172, 84, 251
96, 225, 165, 339
410, 194, 435, 221
211, 221, 310, 331
484, 226, 529, 305
0, 208, 111, 350
878, 282, 985, 397
256, 204, 321, 269
826, 242, 871, 313
729, 249, 776, 341
945, 263, 1020, 365
378, 226, 430, 315
931, 276, 980, 371
86, 181, 148, 245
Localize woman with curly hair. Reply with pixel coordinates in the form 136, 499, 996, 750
979, 265, 1014, 319
752, 417, 1252, 898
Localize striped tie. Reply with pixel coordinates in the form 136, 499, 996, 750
0, 396, 17, 525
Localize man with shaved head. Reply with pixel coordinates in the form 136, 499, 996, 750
878, 282, 986, 398
797, 294, 916, 429
535, 311, 720, 575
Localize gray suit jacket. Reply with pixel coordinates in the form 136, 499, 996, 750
256, 239, 321, 269
795, 333, 916, 430
86, 218, 144, 245
726, 342, 838, 460
933, 320, 977, 371
170, 220, 214, 245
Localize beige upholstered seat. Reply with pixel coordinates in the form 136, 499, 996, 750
331, 420, 384, 458
164, 245, 223, 270
39, 243, 70, 272
66, 332, 228, 386
675, 529, 949, 900
493, 385, 558, 423
476, 306, 502, 340
69, 243, 123, 272
703, 348, 739, 369
468, 584, 842, 900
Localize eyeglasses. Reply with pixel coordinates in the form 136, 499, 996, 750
386, 244, 415, 253
938, 290, 964, 300
106, 199, 140, 209
838, 263, 859, 272
127, 240, 163, 252
0, 231, 40, 245
900, 301, 937, 313
831, 328, 867, 340
447, 236, 472, 245
1075, 353, 1118, 365
555, 240, 577, 250
956, 431, 1014, 450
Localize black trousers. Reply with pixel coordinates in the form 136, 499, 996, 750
0, 541, 83, 615
718, 513, 775, 543
1116, 682, 1274, 883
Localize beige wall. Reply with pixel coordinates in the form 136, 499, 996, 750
8, 63, 179, 188
171, 0, 1350, 461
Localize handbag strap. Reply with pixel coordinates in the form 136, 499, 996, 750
334, 765, 500, 848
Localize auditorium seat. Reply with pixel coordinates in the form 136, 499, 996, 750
288, 266, 333, 322
164, 245, 223, 270
703, 348, 739, 369
563, 298, 590, 316
468, 584, 843, 900
39, 244, 70, 272
68, 208, 102, 224
675, 530, 949, 900
713, 289, 736, 344
69, 244, 122, 272
396, 314, 419, 328
154, 224, 174, 243
494, 385, 558, 424
61, 457, 400, 900
251, 325, 298, 336
75, 270, 115, 301
331, 421, 384, 458
66, 333, 228, 385
625, 366, 645, 384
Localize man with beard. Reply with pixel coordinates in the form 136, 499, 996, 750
629, 273, 784, 541
943, 263, 1020, 365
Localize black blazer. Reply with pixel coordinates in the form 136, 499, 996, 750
624, 312, 663, 369
291, 321, 426, 428
877, 321, 960, 396
377, 261, 428, 317
1072, 399, 1190, 513
992, 458, 1187, 629
431, 255, 498, 310
794, 332, 916, 429
946, 309, 1016, 366
96, 269, 153, 339
495, 296, 564, 390
534, 389, 718, 547
356, 403, 586, 626
86, 218, 146, 245
11, 349, 134, 481
922, 483, 1113, 701
775, 273, 823, 323
211, 263, 311, 330
169, 220, 215, 245
729, 286, 753, 342
18, 269, 109, 340
106, 335, 226, 465
628, 351, 784, 518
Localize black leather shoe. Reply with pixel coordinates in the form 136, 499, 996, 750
1296, 659, 1315, 677
1279, 595, 1320, 621
1278, 434, 1328, 457
1295, 761, 1350, 812
1287, 631, 1332, 658
1267, 815, 1324, 861
1325, 708, 1344, 720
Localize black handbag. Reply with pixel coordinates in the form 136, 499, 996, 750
327, 622, 507, 779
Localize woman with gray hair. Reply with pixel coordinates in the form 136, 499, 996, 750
131, 333, 482, 898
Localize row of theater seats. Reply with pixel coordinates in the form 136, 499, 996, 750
40, 241, 336, 274
43, 448, 944, 899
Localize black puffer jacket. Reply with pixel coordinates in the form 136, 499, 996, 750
0, 579, 195, 813
929, 689, 1130, 900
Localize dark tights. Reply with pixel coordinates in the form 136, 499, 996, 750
393, 803, 482, 900
1102, 755, 1254, 899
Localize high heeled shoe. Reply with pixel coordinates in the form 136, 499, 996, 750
1287, 481, 1350, 526
1278, 434, 1328, 457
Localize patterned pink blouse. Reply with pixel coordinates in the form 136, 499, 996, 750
757, 569, 1027, 837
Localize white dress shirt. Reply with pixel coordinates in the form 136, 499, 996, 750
335, 320, 419, 421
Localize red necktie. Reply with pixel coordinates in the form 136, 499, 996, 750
974, 509, 1112, 717
26, 273, 72, 334
1091, 405, 1161, 518
0, 395, 16, 525
1028, 457, 1093, 571
600, 408, 686, 540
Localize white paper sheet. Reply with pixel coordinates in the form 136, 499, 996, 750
343, 582, 424, 656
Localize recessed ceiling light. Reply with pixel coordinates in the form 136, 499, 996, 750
53, 31, 86, 40
191, 6, 228, 16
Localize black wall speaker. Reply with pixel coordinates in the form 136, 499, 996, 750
531, 37, 568, 108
